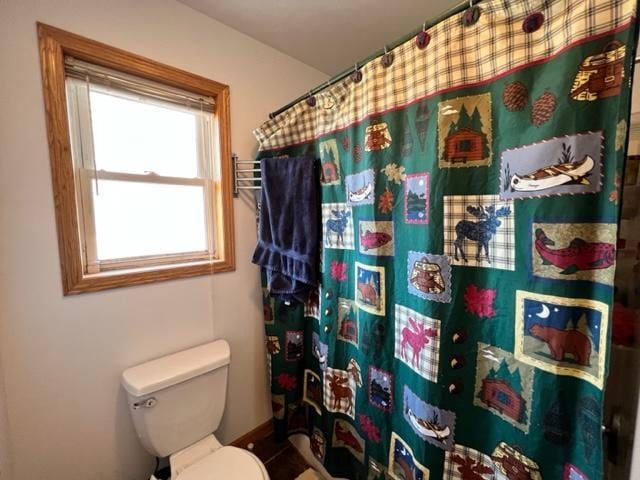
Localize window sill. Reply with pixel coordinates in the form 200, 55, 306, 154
63, 257, 235, 295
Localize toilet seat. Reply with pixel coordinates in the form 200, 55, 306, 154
176, 446, 269, 480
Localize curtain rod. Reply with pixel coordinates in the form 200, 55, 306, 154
269, 0, 477, 119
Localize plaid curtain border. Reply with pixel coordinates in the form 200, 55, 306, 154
254, 0, 636, 151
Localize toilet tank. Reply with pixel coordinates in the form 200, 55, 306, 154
121, 340, 230, 458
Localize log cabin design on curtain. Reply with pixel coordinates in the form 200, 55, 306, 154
253, 1, 639, 478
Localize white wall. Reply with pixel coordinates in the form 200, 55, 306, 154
0, 1, 327, 479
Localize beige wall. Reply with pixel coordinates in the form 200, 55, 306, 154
0, 1, 326, 479
0, 366, 11, 479
629, 59, 640, 480
632, 60, 640, 116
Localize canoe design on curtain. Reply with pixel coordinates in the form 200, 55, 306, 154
253, 1, 639, 478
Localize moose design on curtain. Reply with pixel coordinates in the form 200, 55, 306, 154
254, 0, 639, 478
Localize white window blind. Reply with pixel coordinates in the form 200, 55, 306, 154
65, 57, 215, 112
65, 62, 219, 274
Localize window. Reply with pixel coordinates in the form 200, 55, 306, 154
38, 24, 235, 294
458, 139, 472, 152
496, 391, 512, 406
66, 66, 217, 272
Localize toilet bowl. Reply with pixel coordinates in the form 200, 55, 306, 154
121, 340, 269, 479
169, 434, 268, 480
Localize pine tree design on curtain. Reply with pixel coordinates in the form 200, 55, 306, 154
254, 1, 639, 478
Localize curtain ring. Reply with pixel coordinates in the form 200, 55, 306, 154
463, 0, 481, 26
306, 91, 317, 107
416, 22, 431, 49
351, 62, 363, 83
381, 45, 394, 68
323, 81, 336, 109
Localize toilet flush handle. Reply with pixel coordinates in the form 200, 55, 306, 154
132, 397, 157, 409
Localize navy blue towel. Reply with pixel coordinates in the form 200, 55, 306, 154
252, 156, 319, 304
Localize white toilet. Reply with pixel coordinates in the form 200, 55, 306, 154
121, 340, 270, 480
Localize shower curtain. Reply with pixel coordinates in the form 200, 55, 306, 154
254, 1, 639, 478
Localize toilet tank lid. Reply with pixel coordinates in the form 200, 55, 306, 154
121, 340, 230, 397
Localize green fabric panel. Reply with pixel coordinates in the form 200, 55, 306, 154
259, 25, 638, 480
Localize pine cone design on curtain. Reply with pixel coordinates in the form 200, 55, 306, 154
531, 90, 557, 126
503, 81, 529, 111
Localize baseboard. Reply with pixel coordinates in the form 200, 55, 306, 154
230, 418, 274, 448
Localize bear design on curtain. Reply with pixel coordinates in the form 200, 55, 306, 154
254, 0, 639, 478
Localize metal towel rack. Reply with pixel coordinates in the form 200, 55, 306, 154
232, 153, 261, 197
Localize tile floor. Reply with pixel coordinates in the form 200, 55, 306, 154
244, 433, 311, 480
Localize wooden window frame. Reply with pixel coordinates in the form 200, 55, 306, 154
37, 23, 235, 295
